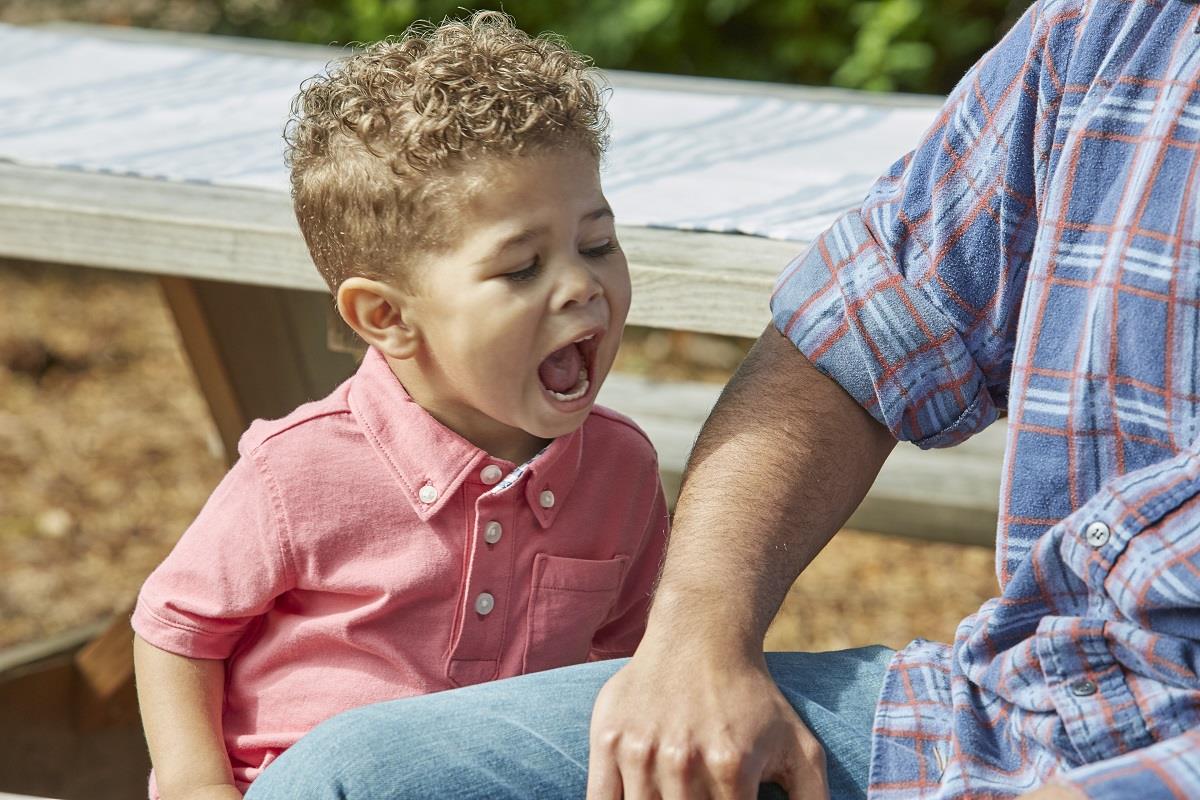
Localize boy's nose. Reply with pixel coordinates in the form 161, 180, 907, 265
557, 261, 604, 308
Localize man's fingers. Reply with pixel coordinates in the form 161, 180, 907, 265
653, 741, 706, 800
586, 727, 623, 800
585, 655, 818, 800
779, 762, 829, 800
615, 733, 658, 800
705, 747, 764, 800
774, 727, 829, 800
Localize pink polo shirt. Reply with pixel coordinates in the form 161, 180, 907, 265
132, 347, 668, 794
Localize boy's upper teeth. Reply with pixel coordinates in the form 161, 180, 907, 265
573, 334, 595, 343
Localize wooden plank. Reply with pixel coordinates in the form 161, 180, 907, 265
38, 21, 944, 112
73, 615, 133, 704
158, 277, 249, 463
0, 163, 796, 339
179, 279, 359, 423
0, 625, 148, 800
598, 373, 1004, 546
0, 164, 323, 292
0, 623, 106, 677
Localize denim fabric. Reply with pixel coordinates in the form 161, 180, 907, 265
246, 646, 893, 800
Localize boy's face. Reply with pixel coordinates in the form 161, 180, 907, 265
393, 148, 631, 463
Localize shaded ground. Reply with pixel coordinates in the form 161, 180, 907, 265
0, 259, 998, 654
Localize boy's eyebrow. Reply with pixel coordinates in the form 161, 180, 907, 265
582, 205, 614, 223
479, 205, 615, 264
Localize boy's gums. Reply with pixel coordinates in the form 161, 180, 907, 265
131, 12, 668, 800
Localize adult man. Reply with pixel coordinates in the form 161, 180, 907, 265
248, 0, 1200, 797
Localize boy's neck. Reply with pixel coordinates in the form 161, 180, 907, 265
384, 355, 551, 466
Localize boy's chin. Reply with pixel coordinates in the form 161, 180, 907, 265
523, 406, 592, 439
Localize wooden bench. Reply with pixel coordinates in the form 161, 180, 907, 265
0, 23, 999, 548
0, 22, 999, 800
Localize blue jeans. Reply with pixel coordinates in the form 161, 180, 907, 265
246, 646, 893, 800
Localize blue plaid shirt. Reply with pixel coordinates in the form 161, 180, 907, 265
771, 0, 1200, 797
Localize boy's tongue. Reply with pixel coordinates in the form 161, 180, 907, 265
538, 343, 583, 393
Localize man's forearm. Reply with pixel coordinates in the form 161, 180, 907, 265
648, 325, 896, 654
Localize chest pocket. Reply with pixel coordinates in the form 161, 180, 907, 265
523, 552, 628, 675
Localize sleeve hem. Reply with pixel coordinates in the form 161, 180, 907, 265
770, 210, 999, 446
910, 382, 996, 450
130, 599, 240, 660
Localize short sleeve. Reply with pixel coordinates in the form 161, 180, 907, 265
771, 0, 1080, 448
132, 452, 295, 660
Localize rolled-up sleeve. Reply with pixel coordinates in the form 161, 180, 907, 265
132, 451, 295, 660
771, 0, 1074, 447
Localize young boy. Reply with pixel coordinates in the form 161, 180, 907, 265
131, 12, 668, 799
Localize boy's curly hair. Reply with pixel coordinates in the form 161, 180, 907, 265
285, 11, 610, 291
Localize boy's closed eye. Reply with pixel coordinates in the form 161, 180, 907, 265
582, 240, 620, 259
503, 240, 621, 283
505, 258, 542, 282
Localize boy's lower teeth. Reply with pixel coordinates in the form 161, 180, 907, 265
549, 369, 589, 402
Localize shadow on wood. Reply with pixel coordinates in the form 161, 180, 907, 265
0, 621, 148, 800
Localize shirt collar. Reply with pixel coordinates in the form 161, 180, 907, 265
347, 347, 583, 527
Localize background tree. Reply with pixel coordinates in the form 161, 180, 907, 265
203, 0, 1029, 95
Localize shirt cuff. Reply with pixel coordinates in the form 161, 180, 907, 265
131, 596, 243, 660
770, 208, 999, 448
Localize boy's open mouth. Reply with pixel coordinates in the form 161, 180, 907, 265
537, 333, 600, 403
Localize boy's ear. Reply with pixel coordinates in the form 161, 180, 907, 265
336, 277, 420, 359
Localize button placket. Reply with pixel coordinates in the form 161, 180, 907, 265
454, 490, 516, 663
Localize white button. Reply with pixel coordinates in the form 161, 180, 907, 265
480, 465, 503, 485
483, 521, 503, 544
418, 484, 438, 504
1085, 521, 1110, 548
539, 489, 555, 509
474, 592, 495, 615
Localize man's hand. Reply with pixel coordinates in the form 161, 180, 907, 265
582, 329, 893, 799
587, 642, 827, 800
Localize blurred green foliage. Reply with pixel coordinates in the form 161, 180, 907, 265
212, 0, 1031, 94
